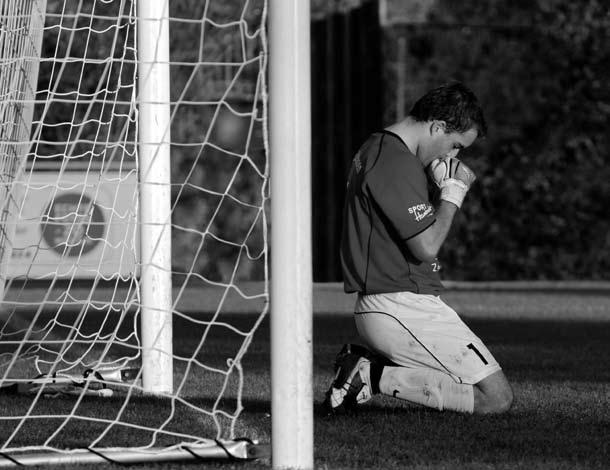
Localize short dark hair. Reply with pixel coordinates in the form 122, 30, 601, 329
409, 81, 487, 137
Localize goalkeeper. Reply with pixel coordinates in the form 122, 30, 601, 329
324, 82, 513, 415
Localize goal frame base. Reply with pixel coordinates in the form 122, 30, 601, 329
0, 440, 269, 467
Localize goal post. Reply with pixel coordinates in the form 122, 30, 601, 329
137, 0, 173, 396
269, 1, 314, 469
0, 0, 317, 467
0, 0, 314, 467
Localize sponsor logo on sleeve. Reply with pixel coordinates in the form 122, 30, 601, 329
408, 203, 433, 222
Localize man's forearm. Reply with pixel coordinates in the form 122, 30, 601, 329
406, 201, 458, 262
430, 200, 459, 249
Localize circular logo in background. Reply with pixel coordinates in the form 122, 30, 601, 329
41, 193, 106, 257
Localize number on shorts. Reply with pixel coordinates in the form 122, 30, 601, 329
467, 343, 488, 365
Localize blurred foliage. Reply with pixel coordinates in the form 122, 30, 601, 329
384, 0, 610, 280
311, 0, 369, 18
165, 0, 267, 283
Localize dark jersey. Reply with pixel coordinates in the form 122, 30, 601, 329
341, 131, 444, 295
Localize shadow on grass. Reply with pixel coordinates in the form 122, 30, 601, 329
1, 311, 607, 469
315, 403, 609, 469
310, 314, 610, 469
0, 391, 272, 451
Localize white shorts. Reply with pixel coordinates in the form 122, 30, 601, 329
354, 291, 501, 385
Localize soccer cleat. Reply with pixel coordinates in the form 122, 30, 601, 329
323, 344, 373, 415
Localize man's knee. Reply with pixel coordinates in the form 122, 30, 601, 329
473, 371, 513, 414
483, 384, 513, 414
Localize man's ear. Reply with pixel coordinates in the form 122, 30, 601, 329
430, 120, 447, 135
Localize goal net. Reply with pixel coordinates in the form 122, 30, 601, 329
0, 0, 270, 465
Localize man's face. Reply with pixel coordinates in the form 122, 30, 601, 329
419, 123, 478, 167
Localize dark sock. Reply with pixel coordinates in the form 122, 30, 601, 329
369, 362, 384, 395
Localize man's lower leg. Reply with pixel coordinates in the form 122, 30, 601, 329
378, 366, 474, 413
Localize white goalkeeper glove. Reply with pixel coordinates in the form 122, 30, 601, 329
428, 157, 477, 209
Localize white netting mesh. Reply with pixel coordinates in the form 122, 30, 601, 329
0, 0, 268, 459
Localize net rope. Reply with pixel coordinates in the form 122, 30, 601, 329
0, 0, 268, 458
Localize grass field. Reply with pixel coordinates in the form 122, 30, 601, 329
1, 288, 609, 469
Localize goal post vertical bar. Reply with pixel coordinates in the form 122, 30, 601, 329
269, 0, 314, 469
137, 0, 173, 394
